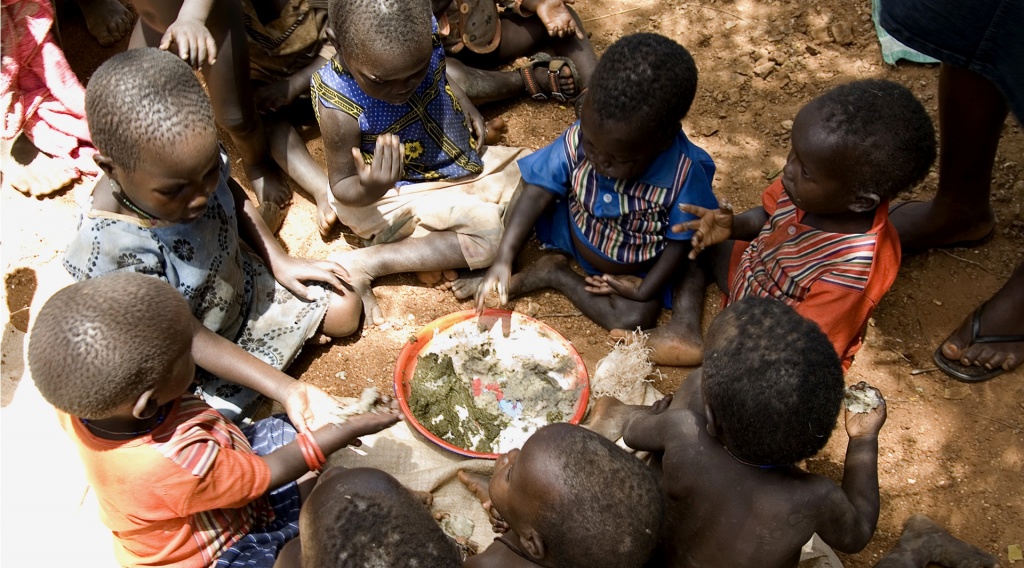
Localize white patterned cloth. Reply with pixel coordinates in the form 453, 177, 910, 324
63, 153, 328, 420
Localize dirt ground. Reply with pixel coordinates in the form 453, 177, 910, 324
2, 0, 1022, 565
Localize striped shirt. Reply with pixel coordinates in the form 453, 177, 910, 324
728, 180, 901, 369
518, 122, 717, 265
60, 396, 273, 567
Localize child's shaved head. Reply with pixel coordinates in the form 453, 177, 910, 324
29, 274, 193, 419
328, 0, 432, 64
86, 48, 216, 173
806, 79, 936, 202
589, 33, 698, 144
300, 468, 461, 568
703, 297, 843, 466
527, 424, 662, 568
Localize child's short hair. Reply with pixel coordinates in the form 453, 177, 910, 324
328, 0, 432, 62
28, 274, 193, 419
85, 48, 216, 173
532, 424, 663, 568
703, 297, 843, 466
809, 79, 936, 202
588, 33, 698, 143
300, 469, 461, 568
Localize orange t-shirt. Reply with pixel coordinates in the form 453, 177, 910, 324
727, 180, 901, 371
59, 396, 273, 567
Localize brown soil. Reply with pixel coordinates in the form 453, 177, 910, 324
4, 0, 1021, 565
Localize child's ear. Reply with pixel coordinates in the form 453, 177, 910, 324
132, 388, 158, 420
849, 192, 881, 213
518, 528, 547, 561
94, 154, 117, 178
704, 402, 721, 439
325, 27, 342, 55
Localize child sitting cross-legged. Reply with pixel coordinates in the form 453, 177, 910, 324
589, 297, 886, 568
455, 33, 718, 333
64, 48, 362, 420
456, 423, 664, 568
314, 0, 531, 325
28, 273, 401, 568
641, 79, 937, 367
272, 467, 463, 568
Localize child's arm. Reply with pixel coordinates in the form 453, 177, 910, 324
191, 310, 346, 432
674, 201, 769, 259
319, 101, 405, 207
229, 177, 352, 299
255, 55, 328, 113
582, 239, 689, 302
159, 0, 218, 68
446, 71, 487, 151
261, 410, 401, 489
474, 183, 555, 311
814, 383, 886, 552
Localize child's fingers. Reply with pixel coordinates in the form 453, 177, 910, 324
351, 147, 368, 173
672, 219, 703, 234
678, 203, 711, 216
391, 136, 404, 181
205, 34, 218, 65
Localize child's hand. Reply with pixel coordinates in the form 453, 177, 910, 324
533, 0, 584, 39
159, 18, 217, 69
844, 382, 887, 439
475, 261, 512, 313
282, 382, 347, 432
674, 201, 734, 260
352, 133, 404, 194
584, 274, 644, 300
335, 408, 403, 443
270, 256, 352, 301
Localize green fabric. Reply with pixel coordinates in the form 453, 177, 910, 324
872, 0, 939, 65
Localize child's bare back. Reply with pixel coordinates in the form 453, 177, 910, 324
604, 297, 885, 568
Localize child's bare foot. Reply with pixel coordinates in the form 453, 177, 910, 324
484, 117, 508, 146
316, 197, 338, 240
76, 0, 134, 46
247, 161, 293, 209
585, 396, 639, 441
896, 514, 997, 568
416, 270, 459, 288
610, 324, 703, 367
451, 270, 485, 300
457, 470, 492, 505
1, 134, 77, 197
329, 250, 385, 325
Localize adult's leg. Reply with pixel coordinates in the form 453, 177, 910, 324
874, 514, 996, 568
938, 260, 1024, 374
890, 64, 1007, 251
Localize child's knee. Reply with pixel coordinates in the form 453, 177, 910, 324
321, 292, 362, 337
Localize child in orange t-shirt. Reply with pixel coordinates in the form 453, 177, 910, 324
29, 273, 399, 567
638, 79, 936, 370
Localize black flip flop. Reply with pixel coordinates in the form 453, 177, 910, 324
933, 303, 1024, 383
